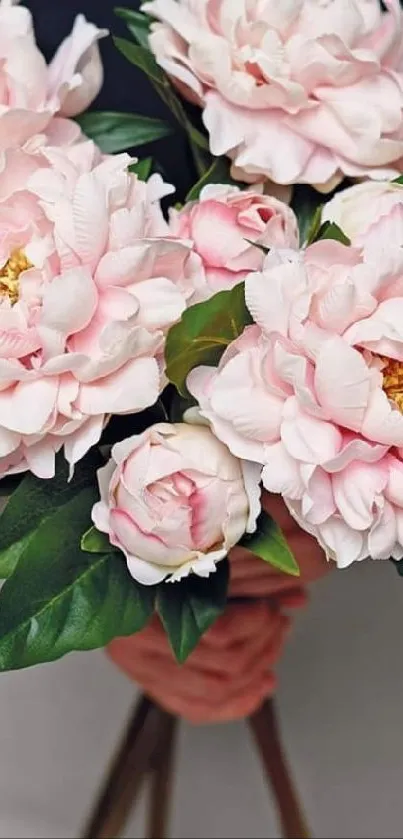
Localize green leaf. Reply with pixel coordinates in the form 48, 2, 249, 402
81, 526, 118, 555
0, 453, 100, 579
392, 175, 403, 185
314, 220, 351, 246
113, 37, 166, 83
165, 283, 253, 396
0, 488, 156, 671
113, 37, 209, 152
129, 156, 153, 180
291, 185, 324, 245
186, 157, 240, 201
115, 8, 151, 48
76, 111, 172, 154
157, 560, 229, 663
240, 511, 300, 576
305, 204, 324, 245
182, 120, 209, 152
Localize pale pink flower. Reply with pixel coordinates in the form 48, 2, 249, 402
189, 229, 403, 567
323, 179, 403, 246
143, 0, 403, 190
0, 0, 106, 149
0, 139, 199, 480
92, 422, 261, 584
168, 184, 299, 300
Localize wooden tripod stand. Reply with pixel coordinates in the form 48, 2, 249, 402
81, 695, 311, 839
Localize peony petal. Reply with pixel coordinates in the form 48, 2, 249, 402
362, 387, 403, 447
126, 554, 172, 585
368, 499, 397, 559
48, 15, 108, 117
301, 466, 336, 525
24, 440, 58, 479
0, 378, 58, 434
262, 441, 304, 499
40, 267, 98, 338
188, 365, 267, 463
281, 397, 342, 464
241, 460, 262, 533
168, 550, 225, 582
63, 414, 105, 471
386, 456, 403, 508
133, 278, 186, 331
92, 499, 111, 534
77, 356, 161, 415
209, 350, 284, 442
324, 437, 388, 473
245, 253, 307, 337
0, 426, 20, 458
318, 517, 365, 568
314, 336, 371, 431
333, 460, 388, 530
111, 508, 192, 568
344, 298, 403, 360
71, 172, 109, 267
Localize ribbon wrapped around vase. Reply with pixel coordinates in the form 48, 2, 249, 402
108, 495, 329, 724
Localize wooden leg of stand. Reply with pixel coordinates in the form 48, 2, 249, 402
146, 712, 177, 839
249, 699, 311, 839
81, 694, 163, 839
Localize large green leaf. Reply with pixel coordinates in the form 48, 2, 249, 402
0, 488, 155, 671
186, 157, 240, 201
115, 8, 151, 48
113, 37, 209, 151
157, 560, 229, 663
76, 111, 172, 154
240, 512, 300, 576
0, 453, 100, 579
165, 283, 253, 396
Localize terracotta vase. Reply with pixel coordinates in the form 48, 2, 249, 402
107, 494, 329, 724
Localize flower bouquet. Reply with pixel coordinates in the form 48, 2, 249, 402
0, 0, 402, 728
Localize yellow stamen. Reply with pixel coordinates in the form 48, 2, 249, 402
382, 357, 403, 413
0, 248, 32, 305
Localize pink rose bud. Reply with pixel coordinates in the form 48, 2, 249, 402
92, 423, 261, 585
168, 185, 299, 301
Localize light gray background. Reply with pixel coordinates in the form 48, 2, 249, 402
0, 560, 402, 839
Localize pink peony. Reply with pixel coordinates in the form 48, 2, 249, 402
189, 232, 403, 568
92, 422, 261, 584
143, 0, 403, 190
0, 1, 106, 149
323, 179, 403, 246
0, 139, 200, 480
168, 184, 299, 300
